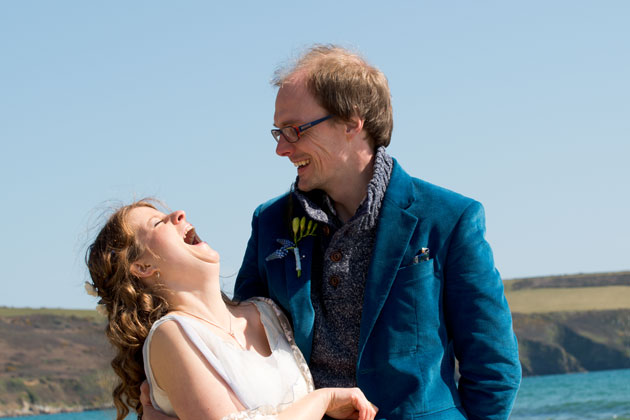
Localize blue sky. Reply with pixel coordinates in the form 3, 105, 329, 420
1, 1, 628, 309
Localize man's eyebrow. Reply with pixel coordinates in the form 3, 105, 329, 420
274, 119, 297, 128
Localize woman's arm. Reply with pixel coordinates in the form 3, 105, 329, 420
149, 320, 247, 420
146, 321, 376, 420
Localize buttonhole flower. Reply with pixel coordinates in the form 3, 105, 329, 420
266, 216, 317, 277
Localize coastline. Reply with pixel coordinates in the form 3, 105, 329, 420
0, 404, 113, 418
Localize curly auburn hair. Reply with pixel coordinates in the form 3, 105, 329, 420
85, 200, 170, 420
273, 44, 394, 149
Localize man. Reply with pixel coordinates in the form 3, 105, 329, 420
142, 44, 521, 419
234, 45, 521, 419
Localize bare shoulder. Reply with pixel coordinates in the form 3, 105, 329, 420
150, 318, 190, 353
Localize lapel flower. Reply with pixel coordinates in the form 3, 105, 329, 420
266, 216, 317, 277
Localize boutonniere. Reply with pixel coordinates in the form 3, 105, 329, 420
265, 216, 317, 277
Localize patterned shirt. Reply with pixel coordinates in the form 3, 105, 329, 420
293, 147, 393, 388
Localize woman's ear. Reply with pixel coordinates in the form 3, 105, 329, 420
130, 262, 158, 279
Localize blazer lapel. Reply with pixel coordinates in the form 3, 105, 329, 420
285, 235, 316, 362
358, 161, 418, 360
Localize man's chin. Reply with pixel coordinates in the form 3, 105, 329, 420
297, 178, 315, 192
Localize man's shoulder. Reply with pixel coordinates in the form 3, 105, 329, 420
411, 176, 474, 207
253, 191, 291, 217
391, 159, 477, 212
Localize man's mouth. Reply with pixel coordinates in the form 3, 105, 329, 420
183, 224, 202, 245
293, 159, 310, 168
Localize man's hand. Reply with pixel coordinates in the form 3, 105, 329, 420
140, 381, 179, 420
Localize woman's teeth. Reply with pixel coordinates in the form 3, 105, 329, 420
183, 225, 199, 245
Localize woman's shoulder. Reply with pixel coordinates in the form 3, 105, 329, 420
145, 313, 197, 352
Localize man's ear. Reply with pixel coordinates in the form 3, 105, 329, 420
344, 115, 365, 140
130, 262, 158, 279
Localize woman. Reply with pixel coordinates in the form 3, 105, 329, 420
86, 200, 377, 420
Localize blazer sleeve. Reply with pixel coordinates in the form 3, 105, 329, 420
234, 205, 269, 301
443, 200, 521, 420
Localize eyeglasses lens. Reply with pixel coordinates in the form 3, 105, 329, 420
271, 127, 300, 143
282, 127, 298, 143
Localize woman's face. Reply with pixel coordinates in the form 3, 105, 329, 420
126, 206, 219, 281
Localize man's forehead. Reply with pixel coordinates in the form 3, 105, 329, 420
274, 79, 321, 126
276, 78, 308, 102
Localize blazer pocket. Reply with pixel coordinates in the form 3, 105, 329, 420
396, 258, 436, 282
393, 259, 441, 335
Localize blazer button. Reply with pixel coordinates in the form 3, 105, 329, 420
330, 251, 342, 262
322, 225, 330, 236
328, 275, 340, 288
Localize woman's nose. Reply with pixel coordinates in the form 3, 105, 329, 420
170, 210, 186, 224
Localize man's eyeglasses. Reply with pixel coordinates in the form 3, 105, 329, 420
271, 115, 332, 143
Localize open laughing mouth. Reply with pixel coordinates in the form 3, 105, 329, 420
183, 224, 202, 245
293, 159, 310, 169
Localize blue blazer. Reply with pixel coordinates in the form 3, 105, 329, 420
235, 160, 521, 420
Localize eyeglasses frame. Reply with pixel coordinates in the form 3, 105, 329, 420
271, 115, 333, 143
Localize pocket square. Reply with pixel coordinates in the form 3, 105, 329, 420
412, 247, 430, 264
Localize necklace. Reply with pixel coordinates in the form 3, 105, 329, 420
176, 309, 246, 350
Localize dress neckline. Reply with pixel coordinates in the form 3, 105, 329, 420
170, 300, 275, 358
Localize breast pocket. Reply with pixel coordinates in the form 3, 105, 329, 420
394, 258, 442, 343
393, 259, 439, 320
396, 258, 436, 282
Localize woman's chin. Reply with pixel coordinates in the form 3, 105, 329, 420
196, 242, 220, 264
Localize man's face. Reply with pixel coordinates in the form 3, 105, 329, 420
273, 79, 350, 194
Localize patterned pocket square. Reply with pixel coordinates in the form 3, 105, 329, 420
412, 247, 430, 264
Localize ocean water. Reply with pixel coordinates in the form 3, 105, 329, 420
510, 369, 630, 420
6, 369, 630, 419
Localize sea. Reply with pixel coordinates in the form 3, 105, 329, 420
6, 369, 630, 420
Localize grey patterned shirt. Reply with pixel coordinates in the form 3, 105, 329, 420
293, 146, 393, 388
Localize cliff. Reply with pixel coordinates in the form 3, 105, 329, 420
513, 310, 630, 375
0, 309, 114, 417
505, 271, 630, 376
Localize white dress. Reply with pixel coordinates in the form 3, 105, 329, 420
142, 297, 314, 420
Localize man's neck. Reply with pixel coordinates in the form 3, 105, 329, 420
327, 153, 375, 223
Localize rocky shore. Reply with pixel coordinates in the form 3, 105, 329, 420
1, 402, 113, 418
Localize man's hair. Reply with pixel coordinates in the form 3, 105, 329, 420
273, 44, 393, 148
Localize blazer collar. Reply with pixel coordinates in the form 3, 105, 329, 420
358, 159, 419, 360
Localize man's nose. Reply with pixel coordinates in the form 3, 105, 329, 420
170, 210, 186, 224
275, 137, 294, 157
